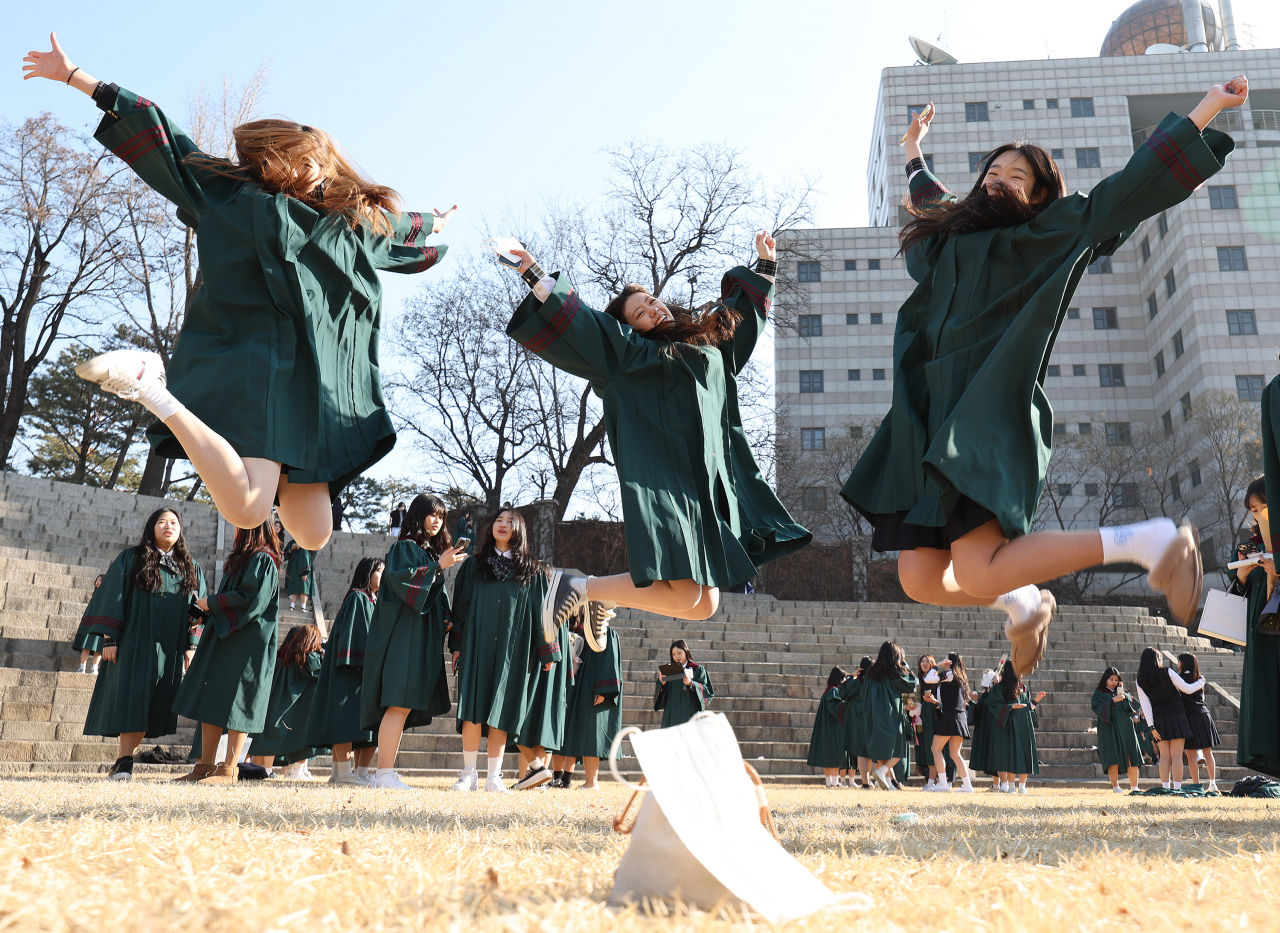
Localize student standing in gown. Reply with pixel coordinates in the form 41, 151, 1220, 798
248, 624, 325, 778
501, 233, 810, 630
286, 545, 314, 612
840, 79, 1250, 674
1092, 667, 1144, 793
1176, 653, 1221, 792
985, 661, 1045, 794
1233, 474, 1280, 777
361, 494, 466, 789
967, 667, 998, 790
172, 520, 281, 784
839, 657, 874, 787
449, 508, 557, 793
304, 557, 382, 785
1135, 647, 1204, 790
23, 35, 454, 552
807, 667, 850, 787
922, 653, 975, 793
654, 640, 714, 727
74, 574, 106, 675
77, 508, 206, 781
559, 622, 624, 791
846, 641, 917, 790
548, 625, 587, 789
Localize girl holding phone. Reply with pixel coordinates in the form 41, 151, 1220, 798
807, 667, 850, 787
1092, 667, 1144, 793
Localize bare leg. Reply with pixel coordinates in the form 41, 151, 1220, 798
223, 730, 248, 765
1108, 764, 1119, 789
948, 737, 969, 780
1157, 741, 1172, 784
551, 754, 566, 771
331, 742, 352, 764
950, 521, 1103, 600
198, 724, 223, 766
585, 575, 720, 621
1204, 749, 1216, 783
931, 735, 949, 778
1127, 766, 1140, 789
354, 746, 377, 769
377, 707, 411, 771
276, 475, 334, 551
119, 732, 144, 759
1184, 749, 1200, 783
582, 757, 601, 787
899, 548, 992, 606
1169, 739, 1185, 783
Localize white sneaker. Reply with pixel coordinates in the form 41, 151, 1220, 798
451, 767, 479, 792
923, 778, 936, 790
298, 764, 315, 781
76, 664, 87, 674
1017, 785, 1029, 795
75, 349, 166, 401
484, 774, 513, 794
924, 781, 950, 792
91, 663, 100, 675
1207, 781, 1220, 794
955, 781, 975, 794
334, 768, 369, 785
871, 766, 892, 790
577, 783, 600, 791
1112, 785, 1125, 794
1000, 783, 1011, 793
368, 771, 412, 790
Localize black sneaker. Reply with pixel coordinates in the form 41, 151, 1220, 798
513, 761, 554, 791
107, 755, 134, 781
560, 771, 573, 789
585, 601, 617, 653
542, 571, 588, 643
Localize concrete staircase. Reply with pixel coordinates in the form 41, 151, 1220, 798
0, 471, 1249, 784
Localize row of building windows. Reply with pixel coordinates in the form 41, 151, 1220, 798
799, 425, 869, 452
913, 98, 1095, 124
796, 260, 881, 283
797, 370, 891, 393
967, 148, 1096, 173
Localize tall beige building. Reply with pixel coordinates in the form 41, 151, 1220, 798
777, 10, 1280, 574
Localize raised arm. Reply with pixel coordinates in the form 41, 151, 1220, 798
369, 207, 455, 274
1169, 668, 1206, 695
719, 231, 777, 374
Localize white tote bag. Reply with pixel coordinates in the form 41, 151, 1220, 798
1198, 588, 1248, 646
607, 712, 836, 922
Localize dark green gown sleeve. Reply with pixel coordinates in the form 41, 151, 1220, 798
1091, 689, 1112, 724
592, 645, 623, 710
1264, 378, 1280, 556
75, 550, 135, 642
332, 590, 373, 668
206, 552, 279, 638
717, 266, 776, 375
367, 210, 449, 274
381, 546, 444, 613
448, 559, 474, 655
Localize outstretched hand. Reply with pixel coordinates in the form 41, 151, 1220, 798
431, 205, 458, 234
22, 33, 75, 82
900, 102, 934, 146
1189, 75, 1249, 130
509, 248, 538, 276
756, 230, 776, 262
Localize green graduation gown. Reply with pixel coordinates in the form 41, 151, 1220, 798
1236, 566, 1280, 778
249, 651, 325, 762
449, 559, 557, 737
846, 670, 918, 761
1092, 688, 1144, 770
806, 684, 847, 769
303, 588, 377, 748
359, 540, 452, 731
917, 681, 939, 771
504, 608, 575, 753
838, 674, 870, 763
72, 585, 107, 654
968, 688, 994, 775
985, 685, 1040, 775
654, 663, 715, 728
560, 627, 623, 759
286, 547, 314, 597
173, 550, 280, 732
842, 113, 1234, 540
79, 548, 206, 739
92, 86, 449, 496
507, 267, 810, 587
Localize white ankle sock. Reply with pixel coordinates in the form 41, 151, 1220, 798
1099, 518, 1178, 571
462, 750, 478, 771
355, 766, 371, 779
335, 759, 353, 777
76, 664, 86, 673
136, 380, 184, 422
1172, 781, 1182, 789
1162, 781, 1171, 789
375, 768, 394, 777
992, 585, 1042, 625
487, 755, 503, 778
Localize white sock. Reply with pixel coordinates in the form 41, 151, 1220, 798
136, 379, 184, 422
334, 759, 352, 777
529, 758, 545, 772
462, 750, 478, 771
289, 601, 296, 609
355, 766, 371, 779
992, 585, 1042, 625
375, 768, 394, 777
1099, 518, 1178, 571
1000, 782, 1010, 792
487, 755, 503, 778
77, 663, 86, 673
1172, 781, 1182, 789
1162, 781, 1171, 788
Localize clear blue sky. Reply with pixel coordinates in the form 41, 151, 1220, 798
5, 0, 1278, 488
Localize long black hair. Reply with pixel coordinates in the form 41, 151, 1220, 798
347, 556, 385, 597
473, 507, 546, 583
946, 652, 969, 693
603, 284, 742, 352
826, 666, 848, 688
999, 659, 1020, 702
132, 507, 201, 596
1096, 666, 1122, 692
867, 641, 906, 681
400, 494, 451, 555
670, 639, 694, 664
1177, 652, 1202, 682
1136, 646, 1163, 693
898, 142, 1066, 259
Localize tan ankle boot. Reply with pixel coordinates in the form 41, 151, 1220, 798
174, 762, 218, 782
196, 763, 239, 785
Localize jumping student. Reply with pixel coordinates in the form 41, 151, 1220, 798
78, 509, 206, 781
847, 641, 917, 790
559, 614, 623, 791
74, 574, 106, 674
500, 233, 810, 630
923, 653, 975, 793
23, 34, 455, 552
654, 639, 714, 728
449, 508, 557, 793
986, 660, 1046, 794
304, 556, 383, 784
1176, 652, 1220, 792
1136, 646, 1204, 790
1233, 474, 1280, 777
286, 544, 313, 612
172, 520, 282, 784
840, 78, 1250, 675
1092, 667, 1144, 793
807, 667, 850, 787
361, 494, 465, 789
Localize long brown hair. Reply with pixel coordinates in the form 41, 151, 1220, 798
400, 494, 451, 555
898, 143, 1065, 259
867, 640, 907, 681
603, 284, 741, 352
474, 508, 546, 583
222, 520, 283, 579
189, 119, 400, 236
132, 507, 201, 596
277, 623, 322, 670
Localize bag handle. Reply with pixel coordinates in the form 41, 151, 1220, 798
610, 760, 780, 841
608, 726, 647, 790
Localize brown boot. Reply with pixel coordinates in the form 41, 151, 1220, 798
174, 762, 218, 782
196, 763, 239, 785
1006, 589, 1055, 677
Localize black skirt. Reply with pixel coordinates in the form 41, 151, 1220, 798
935, 709, 971, 738
1183, 710, 1221, 750
1152, 709, 1195, 742
871, 497, 999, 552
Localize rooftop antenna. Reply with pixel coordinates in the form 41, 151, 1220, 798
909, 36, 959, 66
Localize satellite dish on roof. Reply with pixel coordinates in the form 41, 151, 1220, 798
909, 36, 959, 65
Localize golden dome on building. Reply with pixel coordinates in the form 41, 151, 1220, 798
1100, 0, 1224, 56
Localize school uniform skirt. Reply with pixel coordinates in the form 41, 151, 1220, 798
935, 709, 971, 739
1183, 709, 1220, 750
1152, 709, 1194, 742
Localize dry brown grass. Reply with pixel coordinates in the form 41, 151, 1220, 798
1, 776, 1279, 932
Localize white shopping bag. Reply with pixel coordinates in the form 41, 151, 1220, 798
1198, 588, 1248, 646
608, 712, 837, 922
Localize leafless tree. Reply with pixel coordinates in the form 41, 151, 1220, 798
1187, 389, 1262, 573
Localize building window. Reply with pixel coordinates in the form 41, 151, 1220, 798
1116, 482, 1139, 508
1227, 310, 1257, 336
1047, 365, 1060, 377
800, 487, 827, 511
845, 313, 859, 325
1190, 459, 1202, 488
1066, 308, 1080, 320
1057, 483, 1073, 496
1162, 410, 1173, 436
870, 312, 883, 324
1171, 472, 1181, 500
923, 154, 934, 172
1140, 236, 1151, 263
1047, 98, 1059, 110
1099, 364, 1125, 388
1053, 423, 1066, 436
965, 102, 989, 122
867, 259, 881, 271
1084, 483, 1099, 497
1165, 269, 1176, 297
1092, 307, 1118, 329
1076, 147, 1101, 169
1154, 351, 1165, 378
849, 425, 864, 439
1078, 422, 1093, 436
1087, 255, 1112, 274
1208, 185, 1237, 209
1106, 422, 1131, 445
801, 427, 826, 451
848, 369, 861, 381
1237, 375, 1265, 401
1072, 364, 1086, 377
1070, 97, 1095, 118
797, 261, 821, 283
907, 104, 930, 122
872, 369, 886, 381
1023, 99, 1035, 110
799, 371, 824, 393
969, 152, 988, 173
798, 315, 822, 338
1217, 246, 1248, 271
1173, 329, 1184, 359
1157, 212, 1168, 238
1051, 148, 1064, 161
1147, 293, 1158, 319
1180, 392, 1192, 422
843, 259, 857, 271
